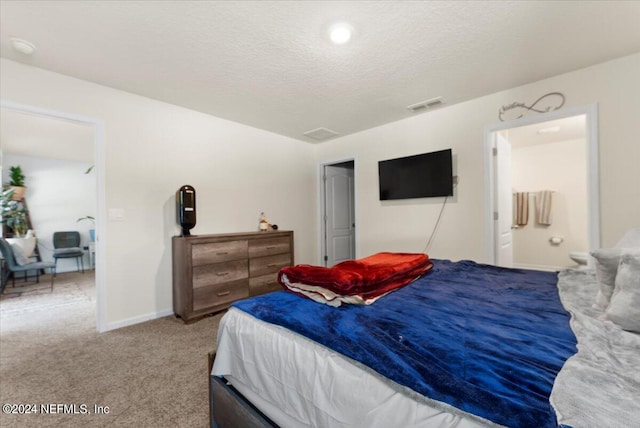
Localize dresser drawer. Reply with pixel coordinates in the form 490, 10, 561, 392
192, 240, 248, 266
193, 279, 249, 311
249, 272, 281, 296
193, 259, 248, 288
249, 253, 292, 277
249, 236, 291, 258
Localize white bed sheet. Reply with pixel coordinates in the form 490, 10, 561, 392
212, 307, 499, 428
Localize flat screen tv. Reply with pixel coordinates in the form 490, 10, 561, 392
378, 149, 453, 200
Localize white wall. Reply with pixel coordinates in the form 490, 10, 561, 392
2, 154, 96, 272
1, 58, 318, 330
316, 53, 640, 262
2, 52, 639, 329
511, 139, 588, 269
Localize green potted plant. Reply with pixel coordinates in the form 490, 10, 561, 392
1, 188, 28, 236
1, 187, 36, 259
8, 165, 26, 201
77, 215, 96, 241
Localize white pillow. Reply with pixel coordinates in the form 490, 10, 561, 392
590, 248, 624, 310
605, 252, 640, 333
9, 242, 32, 266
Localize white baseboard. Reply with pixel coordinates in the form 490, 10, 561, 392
101, 307, 174, 332
512, 263, 568, 272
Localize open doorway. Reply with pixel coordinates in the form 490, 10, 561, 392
0, 100, 105, 331
320, 159, 356, 267
484, 105, 600, 270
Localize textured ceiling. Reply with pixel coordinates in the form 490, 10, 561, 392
1, 1, 640, 144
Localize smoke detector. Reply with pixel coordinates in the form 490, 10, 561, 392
407, 97, 444, 113
10, 38, 36, 55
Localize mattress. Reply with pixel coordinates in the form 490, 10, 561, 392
213, 307, 496, 427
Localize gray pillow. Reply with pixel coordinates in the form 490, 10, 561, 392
591, 248, 624, 310
9, 242, 31, 266
605, 252, 640, 333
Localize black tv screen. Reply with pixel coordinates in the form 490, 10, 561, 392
378, 149, 453, 200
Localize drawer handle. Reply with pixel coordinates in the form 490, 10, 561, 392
217, 291, 231, 297
267, 263, 278, 267
217, 251, 228, 255
266, 246, 276, 250
216, 272, 229, 277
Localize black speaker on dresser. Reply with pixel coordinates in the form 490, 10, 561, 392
176, 185, 196, 236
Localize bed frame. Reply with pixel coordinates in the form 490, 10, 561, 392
209, 353, 277, 428
209, 375, 277, 428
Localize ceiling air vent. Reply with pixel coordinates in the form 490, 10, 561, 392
303, 127, 340, 142
407, 97, 444, 113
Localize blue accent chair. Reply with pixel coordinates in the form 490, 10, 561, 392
0, 238, 55, 294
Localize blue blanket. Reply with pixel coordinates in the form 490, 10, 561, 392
232, 259, 577, 427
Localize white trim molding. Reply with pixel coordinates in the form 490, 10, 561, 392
104, 308, 174, 332
1, 99, 108, 332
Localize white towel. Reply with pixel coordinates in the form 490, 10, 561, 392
535, 191, 553, 226
513, 192, 529, 226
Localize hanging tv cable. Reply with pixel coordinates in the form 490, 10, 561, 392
422, 196, 449, 254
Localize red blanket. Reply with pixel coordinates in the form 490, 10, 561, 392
278, 252, 433, 306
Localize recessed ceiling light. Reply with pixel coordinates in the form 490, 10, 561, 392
329, 23, 353, 45
10, 38, 36, 55
537, 126, 561, 134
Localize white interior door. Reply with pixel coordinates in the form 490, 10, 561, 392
495, 134, 513, 267
324, 164, 355, 266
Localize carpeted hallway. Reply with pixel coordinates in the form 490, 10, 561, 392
0, 272, 222, 427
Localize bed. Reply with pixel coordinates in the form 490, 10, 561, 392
211, 248, 640, 427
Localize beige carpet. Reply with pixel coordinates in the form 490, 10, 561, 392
0, 272, 222, 427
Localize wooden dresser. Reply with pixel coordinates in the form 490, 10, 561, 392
172, 231, 294, 323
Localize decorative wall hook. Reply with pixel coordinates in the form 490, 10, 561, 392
498, 92, 565, 122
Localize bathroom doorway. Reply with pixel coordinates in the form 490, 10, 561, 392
484, 105, 600, 270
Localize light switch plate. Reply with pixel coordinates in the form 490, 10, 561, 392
109, 208, 125, 221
